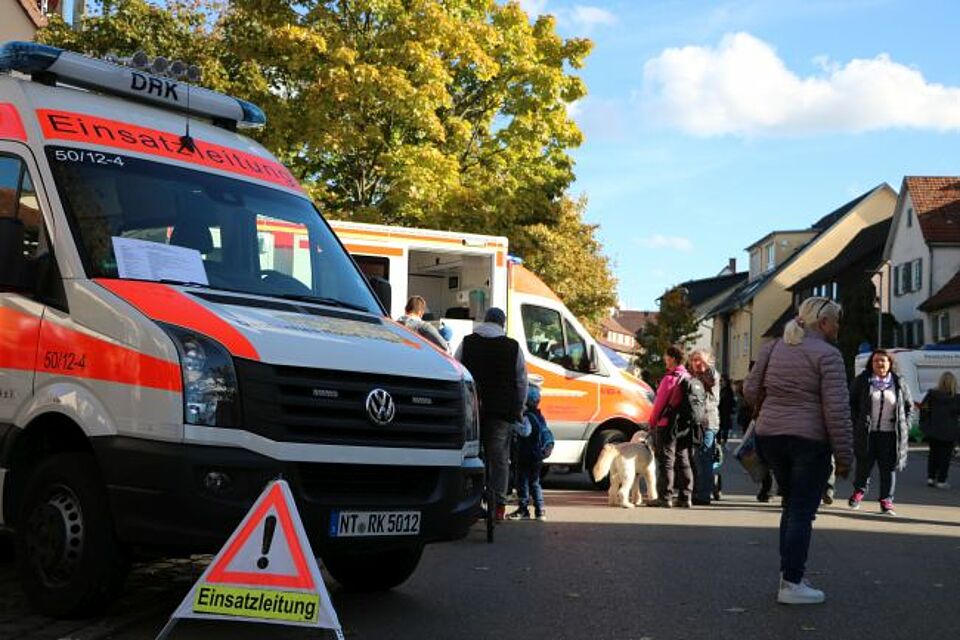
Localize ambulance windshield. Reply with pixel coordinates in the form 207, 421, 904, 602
45, 146, 380, 314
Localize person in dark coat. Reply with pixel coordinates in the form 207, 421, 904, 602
847, 349, 913, 516
718, 377, 735, 445
921, 371, 960, 489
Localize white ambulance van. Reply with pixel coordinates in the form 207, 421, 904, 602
325, 222, 655, 481
0, 42, 482, 615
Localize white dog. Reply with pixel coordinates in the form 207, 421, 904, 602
591, 432, 658, 508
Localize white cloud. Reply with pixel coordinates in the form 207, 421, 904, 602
642, 32, 960, 136
515, 2, 617, 31
517, 0, 549, 17
638, 235, 694, 252
568, 5, 618, 29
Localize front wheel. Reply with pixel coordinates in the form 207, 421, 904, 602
15, 453, 129, 617
323, 546, 424, 592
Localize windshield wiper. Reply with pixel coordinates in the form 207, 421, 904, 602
275, 293, 371, 313
158, 278, 213, 289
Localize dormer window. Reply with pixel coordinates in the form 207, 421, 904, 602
764, 243, 775, 271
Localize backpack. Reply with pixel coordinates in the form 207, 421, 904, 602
524, 409, 555, 462
674, 374, 708, 444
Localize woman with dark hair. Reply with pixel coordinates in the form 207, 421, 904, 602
744, 297, 853, 605
848, 349, 913, 515
648, 345, 694, 508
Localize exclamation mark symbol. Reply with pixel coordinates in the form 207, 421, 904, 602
257, 515, 277, 570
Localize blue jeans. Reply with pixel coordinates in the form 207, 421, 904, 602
757, 435, 832, 584
516, 459, 545, 514
693, 429, 718, 502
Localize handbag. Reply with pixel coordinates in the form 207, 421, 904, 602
734, 421, 769, 483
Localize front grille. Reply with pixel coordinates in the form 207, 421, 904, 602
235, 360, 465, 449
299, 464, 440, 503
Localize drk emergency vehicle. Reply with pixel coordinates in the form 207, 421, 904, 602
324, 222, 656, 477
0, 42, 483, 615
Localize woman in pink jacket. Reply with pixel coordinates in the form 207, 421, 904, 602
649, 345, 694, 508
744, 297, 853, 606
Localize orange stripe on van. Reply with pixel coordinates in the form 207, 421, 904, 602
37, 317, 182, 392
0, 104, 26, 141
0, 306, 181, 391
95, 280, 260, 361
37, 109, 303, 192
0, 306, 42, 368
344, 243, 404, 257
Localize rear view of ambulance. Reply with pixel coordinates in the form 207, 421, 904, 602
0, 42, 482, 616
329, 221, 655, 482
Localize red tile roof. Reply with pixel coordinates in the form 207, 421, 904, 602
919, 270, 960, 312
600, 315, 633, 336
612, 310, 657, 335
905, 177, 960, 244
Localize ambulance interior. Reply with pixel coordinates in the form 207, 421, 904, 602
406, 249, 493, 322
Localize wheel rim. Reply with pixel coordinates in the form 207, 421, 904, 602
25, 484, 85, 588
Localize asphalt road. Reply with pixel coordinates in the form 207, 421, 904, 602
1, 446, 958, 640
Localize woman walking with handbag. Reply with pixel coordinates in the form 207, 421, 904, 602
920, 372, 960, 488
847, 350, 913, 515
744, 297, 853, 605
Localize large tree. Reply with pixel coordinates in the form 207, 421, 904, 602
635, 287, 700, 385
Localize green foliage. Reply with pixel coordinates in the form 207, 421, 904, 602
40, 0, 615, 323
635, 287, 700, 384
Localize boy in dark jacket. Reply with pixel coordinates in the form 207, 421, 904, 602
508, 385, 555, 521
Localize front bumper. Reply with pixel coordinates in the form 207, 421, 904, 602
91, 437, 483, 555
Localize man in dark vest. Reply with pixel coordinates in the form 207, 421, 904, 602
456, 307, 528, 521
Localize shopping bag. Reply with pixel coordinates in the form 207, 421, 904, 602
734, 421, 769, 483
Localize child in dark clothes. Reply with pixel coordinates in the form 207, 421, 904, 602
508, 385, 554, 521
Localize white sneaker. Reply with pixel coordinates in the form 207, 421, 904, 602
927, 478, 936, 487
778, 577, 826, 605
935, 482, 951, 490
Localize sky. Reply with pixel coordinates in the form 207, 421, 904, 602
519, 0, 960, 310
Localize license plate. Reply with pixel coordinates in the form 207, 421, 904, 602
329, 510, 421, 537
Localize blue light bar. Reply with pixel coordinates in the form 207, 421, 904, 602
0, 41, 267, 128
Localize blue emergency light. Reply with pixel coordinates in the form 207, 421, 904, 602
0, 41, 266, 129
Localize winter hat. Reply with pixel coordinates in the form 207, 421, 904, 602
484, 307, 507, 327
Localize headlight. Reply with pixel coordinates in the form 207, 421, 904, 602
160, 323, 241, 427
463, 380, 480, 456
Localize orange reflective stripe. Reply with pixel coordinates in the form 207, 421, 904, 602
0, 306, 42, 371
37, 317, 182, 392
96, 280, 260, 361
37, 109, 302, 192
344, 243, 404, 257
0, 104, 26, 141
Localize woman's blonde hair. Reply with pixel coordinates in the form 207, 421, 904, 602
783, 296, 842, 346
937, 371, 957, 396
688, 348, 715, 367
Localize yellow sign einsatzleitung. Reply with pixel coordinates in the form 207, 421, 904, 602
193, 585, 320, 623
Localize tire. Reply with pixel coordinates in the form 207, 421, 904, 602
15, 452, 129, 618
585, 427, 629, 490
323, 545, 424, 592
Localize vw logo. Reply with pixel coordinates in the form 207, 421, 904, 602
365, 388, 396, 426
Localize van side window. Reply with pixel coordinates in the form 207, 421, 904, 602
0, 155, 65, 309
522, 304, 591, 373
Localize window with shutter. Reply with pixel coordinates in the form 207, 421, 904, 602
915, 319, 925, 346
933, 316, 940, 343
942, 313, 951, 341
914, 258, 923, 292
901, 262, 912, 294
904, 322, 913, 347
894, 265, 901, 296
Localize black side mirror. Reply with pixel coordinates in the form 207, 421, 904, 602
587, 344, 601, 374
368, 276, 392, 313
0, 219, 30, 292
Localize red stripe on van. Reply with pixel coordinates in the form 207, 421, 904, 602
0, 306, 181, 391
37, 109, 303, 192
0, 104, 26, 141
96, 279, 260, 361
37, 317, 182, 392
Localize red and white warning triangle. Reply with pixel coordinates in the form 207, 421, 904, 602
161, 480, 341, 638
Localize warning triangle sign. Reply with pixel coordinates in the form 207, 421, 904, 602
159, 480, 341, 638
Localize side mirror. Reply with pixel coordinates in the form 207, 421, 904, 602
0, 219, 31, 292
368, 276, 392, 313
587, 344, 601, 374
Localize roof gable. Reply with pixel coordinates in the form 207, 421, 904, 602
905, 177, 960, 245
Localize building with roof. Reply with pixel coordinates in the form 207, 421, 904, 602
707, 184, 897, 380
598, 314, 640, 358
885, 177, 960, 345
672, 263, 747, 359
0, 2, 80, 42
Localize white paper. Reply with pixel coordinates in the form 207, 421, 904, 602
112, 236, 209, 285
